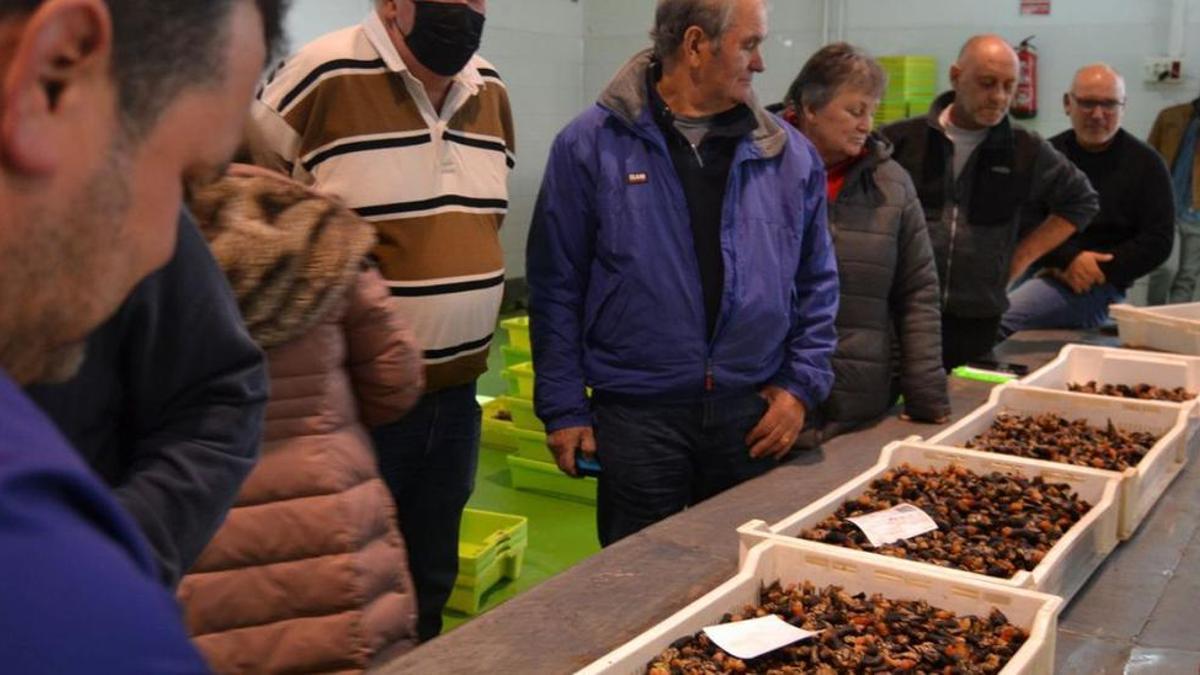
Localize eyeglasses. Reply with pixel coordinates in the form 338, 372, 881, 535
1069, 94, 1125, 112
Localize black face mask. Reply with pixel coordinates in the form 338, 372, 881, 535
401, 2, 485, 77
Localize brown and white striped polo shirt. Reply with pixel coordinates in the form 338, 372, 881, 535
250, 11, 514, 392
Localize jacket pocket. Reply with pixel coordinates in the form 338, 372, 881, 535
584, 275, 629, 351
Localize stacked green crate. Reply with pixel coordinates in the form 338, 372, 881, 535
484, 315, 598, 503
446, 508, 529, 614
876, 55, 938, 126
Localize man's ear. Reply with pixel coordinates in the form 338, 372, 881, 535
948, 63, 961, 89
1062, 92, 1071, 116
1, 0, 112, 175
681, 25, 709, 68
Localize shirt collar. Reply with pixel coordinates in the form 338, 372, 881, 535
361, 10, 484, 95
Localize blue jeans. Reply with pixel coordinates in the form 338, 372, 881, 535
1000, 275, 1125, 338
371, 382, 480, 641
592, 391, 776, 547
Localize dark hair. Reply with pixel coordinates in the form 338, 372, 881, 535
650, 0, 733, 64
0, 0, 290, 139
783, 42, 887, 114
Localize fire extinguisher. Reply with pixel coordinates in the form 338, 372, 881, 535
1012, 36, 1037, 119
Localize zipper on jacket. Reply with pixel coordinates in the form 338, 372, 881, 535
704, 359, 715, 392
943, 204, 957, 308
689, 142, 706, 168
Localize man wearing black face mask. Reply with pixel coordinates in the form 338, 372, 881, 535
251, 0, 512, 641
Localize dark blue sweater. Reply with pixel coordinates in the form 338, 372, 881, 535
26, 213, 268, 586
0, 370, 208, 673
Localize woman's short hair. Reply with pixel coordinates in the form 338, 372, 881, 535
783, 42, 887, 113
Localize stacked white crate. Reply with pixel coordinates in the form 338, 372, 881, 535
1110, 301, 1200, 355
737, 440, 1121, 603
576, 540, 1063, 675
928, 383, 1190, 539
578, 344, 1199, 673
1020, 344, 1200, 462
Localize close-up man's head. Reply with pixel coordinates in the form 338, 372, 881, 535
651, 0, 768, 111
378, 0, 487, 78
1064, 63, 1125, 151
950, 34, 1018, 130
0, 0, 287, 385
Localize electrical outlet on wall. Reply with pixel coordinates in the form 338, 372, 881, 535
1144, 57, 1183, 84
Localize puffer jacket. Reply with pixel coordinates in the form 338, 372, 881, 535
178, 176, 424, 674
817, 134, 948, 440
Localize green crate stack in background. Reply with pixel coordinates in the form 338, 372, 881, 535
446, 508, 529, 614
482, 316, 597, 504
875, 55, 938, 126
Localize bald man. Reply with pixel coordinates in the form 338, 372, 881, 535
1000, 65, 1173, 335
884, 35, 1098, 369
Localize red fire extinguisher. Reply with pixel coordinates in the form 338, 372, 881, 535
1012, 36, 1037, 119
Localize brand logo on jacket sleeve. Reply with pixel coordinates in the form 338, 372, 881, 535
626, 172, 649, 185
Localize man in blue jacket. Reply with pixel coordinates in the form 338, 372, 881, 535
527, 0, 839, 546
0, 0, 285, 671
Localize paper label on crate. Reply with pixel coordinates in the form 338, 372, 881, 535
847, 503, 939, 548
702, 615, 820, 660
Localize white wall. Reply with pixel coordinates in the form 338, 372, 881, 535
841, 0, 1199, 139
280, 0, 584, 279
578, 0, 1200, 139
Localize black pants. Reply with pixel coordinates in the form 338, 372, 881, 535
592, 391, 776, 547
372, 383, 480, 641
941, 314, 1002, 371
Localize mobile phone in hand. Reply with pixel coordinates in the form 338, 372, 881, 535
576, 455, 602, 477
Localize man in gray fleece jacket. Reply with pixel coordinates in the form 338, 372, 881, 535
883, 34, 1099, 369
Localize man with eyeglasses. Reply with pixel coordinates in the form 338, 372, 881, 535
884, 35, 1098, 370
1000, 64, 1173, 336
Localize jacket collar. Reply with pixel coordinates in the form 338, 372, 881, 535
927, 90, 1015, 151
598, 49, 787, 159
836, 133, 894, 205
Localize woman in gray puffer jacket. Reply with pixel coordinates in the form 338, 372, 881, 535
778, 43, 949, 444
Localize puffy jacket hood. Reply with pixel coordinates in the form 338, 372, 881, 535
188, 176, 376, 350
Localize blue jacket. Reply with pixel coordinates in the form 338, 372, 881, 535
527, 51, 839, 432
0, 371, 208, 673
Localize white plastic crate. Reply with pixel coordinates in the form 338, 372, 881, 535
576, 539, 1062, 675
1110, 302, 1200, 355
1020, 344, 1200, 462
737, 440, 1119, 603
928, 384, 1189, 539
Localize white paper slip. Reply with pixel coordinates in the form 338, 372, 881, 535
702, 614, 820, 660
847, 502, 939, 548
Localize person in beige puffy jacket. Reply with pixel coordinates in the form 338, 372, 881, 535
178, 173, 424, 673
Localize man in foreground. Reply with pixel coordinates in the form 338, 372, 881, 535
0, 0, 285, 670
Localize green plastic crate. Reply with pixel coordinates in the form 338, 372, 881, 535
500, 316, 531, 352
500, 395, 543, 432
501, 344, 532, 369
907, 96, 936, 117
506, 454, 597, 504
513, 426, 551, 462
481, 398, 520, 453
447, 508, 528, 615
502, 362, 535, 400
